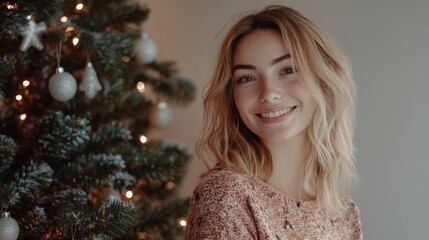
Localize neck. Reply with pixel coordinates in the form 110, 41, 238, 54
263, 131, 313, 201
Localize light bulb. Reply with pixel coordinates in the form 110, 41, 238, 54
121, 56, 130, 63
76, 3, 84, 10
136, 81, 145, 92
139, 135, 148, 144
61, 16, 68, 23
165, 181, 175, 191
178, 217, 187, 227
23, 80, 30, 87
7, 4, 17, 9
19, 114, 27, 121
15, 95, 22, 101
72, 37, 79, 46
125, 190, 133, 199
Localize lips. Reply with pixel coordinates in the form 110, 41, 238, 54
257, 106, 297, 119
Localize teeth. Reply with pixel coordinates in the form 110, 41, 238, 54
260, 107, 294, 118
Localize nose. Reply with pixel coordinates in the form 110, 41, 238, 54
259, 79, 282, 103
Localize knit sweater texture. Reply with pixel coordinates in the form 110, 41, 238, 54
185, 168, 362, 240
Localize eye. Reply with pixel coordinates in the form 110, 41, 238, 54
280, 67, 295, 77
236, 75, 255, 84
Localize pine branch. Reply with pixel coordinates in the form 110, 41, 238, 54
40, 188, 87, 218
57, 154, 128, 190
79, 31, 134, 79
91, 122, 132, 146
17, 207, 48, 238
154, 76, 196, 106
134, 66, 197, 106
0, 134, 17, 177
113, 171, 136, 190
0, 182, 20, 211
74, 1, 149, 32
127, 142, 191, 198
135, 198, 189, 239
35, 111, 91, 165
13, 161, 54, 200
60, 200, 136, 239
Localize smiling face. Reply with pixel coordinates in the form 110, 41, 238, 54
232, 28, 317, 144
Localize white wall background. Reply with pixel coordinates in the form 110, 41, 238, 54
140, 0, 429, 239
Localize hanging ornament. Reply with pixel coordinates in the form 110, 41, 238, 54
19, 15, 46, 52
135, 31, 157, 64
150, 101, 173, 128
49, 67, 77, 102
0, 212, 19, 240
48, 40, 77, 102
79, 61, 102, 98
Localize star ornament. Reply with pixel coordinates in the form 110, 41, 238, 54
19, 16, 47, 52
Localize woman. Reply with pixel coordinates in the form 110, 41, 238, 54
186, 5, 362, 239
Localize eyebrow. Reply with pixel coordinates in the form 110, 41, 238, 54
232, 54, 291, 73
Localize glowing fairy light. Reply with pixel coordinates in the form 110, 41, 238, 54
72, 37, 79, 46
22, 80, 30, 87
61, 16, 68, 23
178, 217, 187, 228
136, 81, 145, 92
139, 135, 148, 144
125, 190, 133, 199
165, 181, 175, 191
19, 114, 27, 121
76, 3, 84, 10
121, 56, 130, 63
7, 3, 17, 9
15, 95, 22, 101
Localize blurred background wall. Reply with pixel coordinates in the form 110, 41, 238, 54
139, 0, 429, 239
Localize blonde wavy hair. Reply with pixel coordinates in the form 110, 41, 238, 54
196, 5, 357, 216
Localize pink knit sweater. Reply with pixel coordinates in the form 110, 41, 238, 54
185, 168, 362, 239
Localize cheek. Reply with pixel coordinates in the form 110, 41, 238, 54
233, 90, 247, 113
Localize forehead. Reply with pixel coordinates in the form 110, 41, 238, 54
232, 29, 290, 66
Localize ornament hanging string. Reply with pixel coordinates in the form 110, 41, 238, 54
56, 39, 62, 68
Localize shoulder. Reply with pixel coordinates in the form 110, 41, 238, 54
185, 168, 257, 239
193, 168, 251, 199
341, 196, 363, 239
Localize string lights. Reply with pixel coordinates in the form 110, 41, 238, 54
19, 114, 27, 121
76, 3, 84, 11
177, 217, 187, 228
72, 37, 79, 46
125, 190, 133, 199
139, 135, 148, 144
60, 16, 68, 23
121, 56, 130, 63
22, 80, 30, 87
136, 81, 145, 93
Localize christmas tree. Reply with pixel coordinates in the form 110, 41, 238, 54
0, 0, 195, 239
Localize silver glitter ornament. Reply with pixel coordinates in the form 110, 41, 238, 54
150, 102, 173, 128
0, 212, 19, 240
135, 31, 157, 64
79, 61, 102, 98
48, 67, 77, 102
19, 16, 46, 52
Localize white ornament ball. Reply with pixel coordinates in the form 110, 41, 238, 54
48, 67, 77, 102
136, 32, 157, 64
0, 212, 20, 240
150, 102, 173, 128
